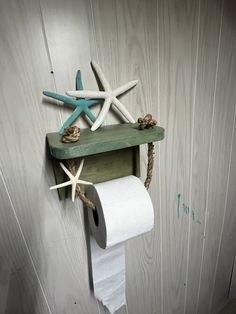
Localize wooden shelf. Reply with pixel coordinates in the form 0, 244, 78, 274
47, 123, 165, 160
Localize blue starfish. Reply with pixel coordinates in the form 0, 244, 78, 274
43, 70, 100, 134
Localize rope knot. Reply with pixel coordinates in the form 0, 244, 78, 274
138, 114, 157, 130
62, 126, 80, 143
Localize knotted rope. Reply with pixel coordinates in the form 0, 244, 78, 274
62, 126, 80, 143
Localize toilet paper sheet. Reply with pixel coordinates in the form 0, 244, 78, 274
87, 175, 154, 313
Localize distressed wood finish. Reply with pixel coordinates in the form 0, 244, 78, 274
47, 123, 164, 159
52, 147, 140, 200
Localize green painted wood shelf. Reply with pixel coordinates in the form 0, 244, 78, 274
47, 123, 165, 160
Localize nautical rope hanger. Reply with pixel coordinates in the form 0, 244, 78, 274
66, 142, 155, 209
63, 114, 157, 209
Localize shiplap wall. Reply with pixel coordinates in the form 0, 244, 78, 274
0, 0, 236, 313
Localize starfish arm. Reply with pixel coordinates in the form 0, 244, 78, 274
76, 70, 84, 90
91, 98, 112, 131
50, 180, 72, 190
60, 162, 75, 180
113, 80, 138, 97
87, 99, 101, 106
59, 107, 83, 134
71, 183, 76, 202
43, 91, 78, 107
75, 159, 85, 179
78, 180, 93, 185
66, 90, 107, 99
112, 97, 135, 123
91, 60, 112, 92
83, 107, 96, 122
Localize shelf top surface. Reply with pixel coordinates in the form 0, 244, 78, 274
47, 123, 165, 160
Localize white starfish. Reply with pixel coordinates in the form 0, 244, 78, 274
66, 60, 137, 131
50, 159, 93, 202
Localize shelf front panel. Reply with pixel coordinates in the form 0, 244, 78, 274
47, 123, 164, 160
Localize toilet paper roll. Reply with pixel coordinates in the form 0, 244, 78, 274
86, 175, 154, 313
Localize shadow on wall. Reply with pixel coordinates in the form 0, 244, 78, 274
0, 142, 53, 313
224, 0, 236, 28
0, 214, 43, 314
83, 207, 94, 292
219, 299, 236, 314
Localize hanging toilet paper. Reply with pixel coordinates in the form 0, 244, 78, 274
86, 175, 154, 313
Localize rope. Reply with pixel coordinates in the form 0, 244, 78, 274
62, 126, 80, 143
144, 142, 155, 189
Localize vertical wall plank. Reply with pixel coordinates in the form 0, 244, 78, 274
197, 1, 236, 313
158, 0, 199, 313
210, 1, 236, 311
40, 0, 102, 130
184, 0, 223, 313
1, 0, 236, 313
229, 259, 236, 300
38, 0, 105, 313
0, 0, 99, 313
0, 172, 50, 314
88, 0, 143, 127
89, 1, 162, 314
87, 2, 133, 311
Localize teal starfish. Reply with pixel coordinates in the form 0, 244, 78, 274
43, 70, 100, 134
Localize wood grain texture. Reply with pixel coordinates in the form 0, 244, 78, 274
47, 124, 164, 159
52, 147, 140, 200
197, 1, 236, 313
0, 0, 99, 313
184, 0, 223, 313
210, 1, 236, 311
0, 173, 50, 314
40, 0, 101, 130
1, 0, 236, 313
88, 1, 162, 314
158, 0, 199, 313
229, 260, 236, 300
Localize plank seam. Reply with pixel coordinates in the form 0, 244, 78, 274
228, 254, 236, 299
88, 4, 107, 313
38, 0, 63, 126
157, 0, 163, 313
0, 168, 52, 314
195, 2, 224, 312
88, 0, 110, 131
88, 0, 100, 64
184, 0, 201, 312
